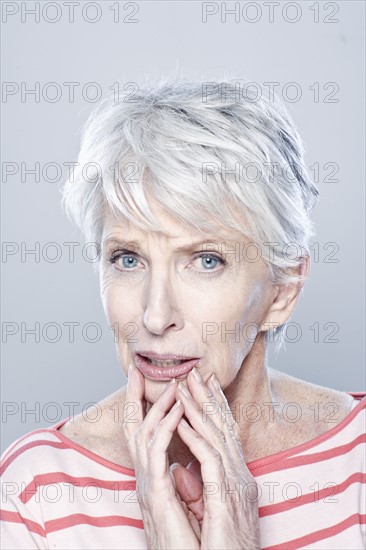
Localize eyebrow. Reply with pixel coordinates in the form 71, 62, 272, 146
102, 236, 235, 253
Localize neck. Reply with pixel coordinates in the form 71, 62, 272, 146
167, 332, 279, 467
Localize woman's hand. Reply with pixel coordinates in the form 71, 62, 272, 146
123, 365, 200, 550
175, 368, 261, 550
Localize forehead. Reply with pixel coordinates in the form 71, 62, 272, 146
102, 210, 249, 247
101, 195, 252, 244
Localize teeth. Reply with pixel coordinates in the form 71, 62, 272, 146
147, 358, 186, 367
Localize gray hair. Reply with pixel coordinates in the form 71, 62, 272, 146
61, 75, 319, 353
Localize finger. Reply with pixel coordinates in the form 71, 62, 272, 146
186, 509, 201, 542
187, 368, 235, 430
177, 498, 202, 542
177, 418, 255, 505
123, 365, 145, 460
147, 400, 185, 479
139, 378, 179, 442
176, 381, 236, 459
176, 418, 230, 508
206, 374, 247, 466
185, 370, 244, 458
206, 373, 244, 450
126, 373, 179, 469
187, 459, 203, 483
170, 464, 204, 522
178, 419, 257, 516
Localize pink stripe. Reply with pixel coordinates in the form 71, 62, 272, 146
0, 509, 46, 537
0, 440, 67, 476
20, 472, 136, 503
247, 396, 366, 472
262, 513, 366, 549
44, 513, 144, 533
1, 426, 63, 463
52, 425, 136, 476
251, 434, 366, 476
3, 395, 364, 476
259, 472, 366, 517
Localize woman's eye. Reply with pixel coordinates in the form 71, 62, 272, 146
109, 252, 139, 270
108, 250, 225, 273
196, 253, 225, 271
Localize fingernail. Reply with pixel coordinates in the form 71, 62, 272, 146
171, 399, 181, 411
192, 367, 201, 382
211, 372, 221, 391
178, 382, 189, 397
179, 417, 190, 428
128, 364, 133, 377
170, 377, 177, 385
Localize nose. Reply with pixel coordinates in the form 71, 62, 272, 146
142, 268, 183, 335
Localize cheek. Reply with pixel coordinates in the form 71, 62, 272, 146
100, 280, 126, 327
102, 286, 143, 358
222, 281, 270, 348
219, 277, 267, 323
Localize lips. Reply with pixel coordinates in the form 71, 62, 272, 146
134, 353, 201, 381
137, 351, 197, 361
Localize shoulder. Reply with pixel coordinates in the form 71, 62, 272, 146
0, 429, 53, 547
267, 368, 363, 443
1, 425, 63, 481
57, 386, 133, 469
269, 367, 357, 420
0, 425, 64, 540
238, 369, 365, 462
0, 387, 128, 478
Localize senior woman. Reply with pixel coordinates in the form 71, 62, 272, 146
1, 78, 365, 550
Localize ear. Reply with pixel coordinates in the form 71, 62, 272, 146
259, 254, 311, 332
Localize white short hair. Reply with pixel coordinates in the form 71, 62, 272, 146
61, 75, 319, 353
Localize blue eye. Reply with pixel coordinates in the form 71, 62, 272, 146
108, 251, 138, 269
121, 255, 138, 269
108, 249, 226, 273
198, 254, 223, 270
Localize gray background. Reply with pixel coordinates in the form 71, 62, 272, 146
1, 1, 365, 454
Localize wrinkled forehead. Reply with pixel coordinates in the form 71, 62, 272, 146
101, 200, 251, 248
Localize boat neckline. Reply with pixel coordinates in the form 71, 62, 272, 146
48, 392, 366, 476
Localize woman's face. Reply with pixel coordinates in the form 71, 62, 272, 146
99, 199, 277, 403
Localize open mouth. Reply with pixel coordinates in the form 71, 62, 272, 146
134, 354, 200, 381
145, 356, 193, 367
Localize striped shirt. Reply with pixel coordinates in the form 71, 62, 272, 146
1, 392, 365, 549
